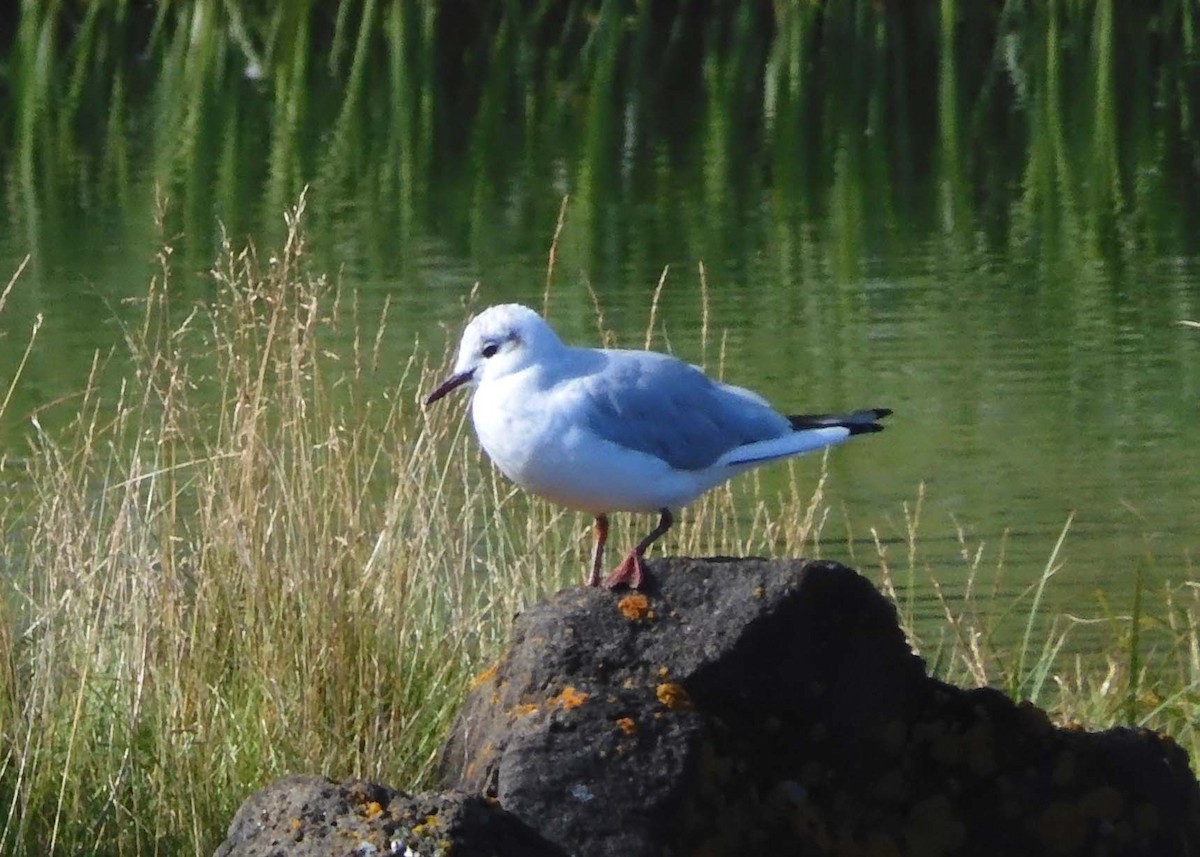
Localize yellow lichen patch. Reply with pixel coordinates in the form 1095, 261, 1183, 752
617, 592, 651, 620
656, 682, 692, 710
657, 666, 670, 678
753, 585, 765, 599
616, 717, 637, 735
470, 663, 499, 690
510, 702, 540, 718
360, 801, 384, 820
289, 818, 303, 831
412, 814, 440, 837
549, 685, 589, 710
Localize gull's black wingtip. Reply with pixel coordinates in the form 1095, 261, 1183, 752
788, 408, 893, 435
849, 407, 892, 435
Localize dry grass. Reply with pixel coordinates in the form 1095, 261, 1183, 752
0, 196, 583, 854
0, 197, 834, 854
870, 484, 1200, 759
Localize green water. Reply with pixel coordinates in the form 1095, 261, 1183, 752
2, 3, 1199, 647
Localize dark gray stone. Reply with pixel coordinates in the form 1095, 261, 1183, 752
439, 558, 1200, 857
213, 774, 565, 857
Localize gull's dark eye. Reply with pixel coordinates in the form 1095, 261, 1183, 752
481, 342, 499, 359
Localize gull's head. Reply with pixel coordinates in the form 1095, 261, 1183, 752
425, 304, 562, 405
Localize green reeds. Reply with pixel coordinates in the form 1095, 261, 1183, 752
7, 2, 1199, 277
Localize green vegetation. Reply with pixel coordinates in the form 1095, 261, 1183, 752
1, 3, 1198, 853
3, 1, 1198, 270
0, 199, 541, 854
0, 202, 1197, 855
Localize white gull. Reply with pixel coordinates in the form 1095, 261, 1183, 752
426, 304, 890, 589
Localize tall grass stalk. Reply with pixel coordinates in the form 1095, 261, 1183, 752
0, 257, 37, 427
1014, 511, 1074, 701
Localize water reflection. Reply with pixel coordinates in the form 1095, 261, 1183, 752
1, 2, 1198, 649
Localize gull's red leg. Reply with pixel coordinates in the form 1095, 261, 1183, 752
587, 514, 609, 587
603, 509, 673, 590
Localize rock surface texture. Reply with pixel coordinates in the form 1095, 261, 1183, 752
216, 559, 1200, 857
212, 774, 565, 857
440, 558, 1200, 857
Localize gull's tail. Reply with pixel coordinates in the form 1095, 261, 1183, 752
715, 408, 892, 468
787, 408, 892, 435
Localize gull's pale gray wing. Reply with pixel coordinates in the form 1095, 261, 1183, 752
574, 348, 791, 471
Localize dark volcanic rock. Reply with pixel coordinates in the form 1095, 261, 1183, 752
440, 558, 1200, 857
213, 774, 566, 857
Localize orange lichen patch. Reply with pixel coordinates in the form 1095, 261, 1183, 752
616, 717, 637, 735
617, 592, 651, 620
549, 685, 589, 710
360, 801, 385, 820
511, 702, 540, 718
656, 682, 692, 710
470, 663, 499, 690
657, 666, 670, 678
289, 818, 303, 831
